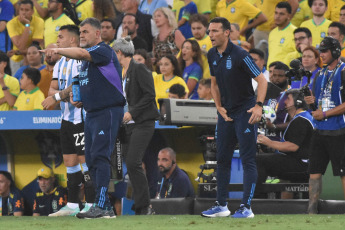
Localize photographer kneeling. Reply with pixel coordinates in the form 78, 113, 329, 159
256, 89, 314, 187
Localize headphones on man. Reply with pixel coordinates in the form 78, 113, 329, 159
319, 36, 341, 60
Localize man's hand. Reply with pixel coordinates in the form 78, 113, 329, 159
18, 14, 30, 24
304, 95, 315, 105
122, 28, 129, 38
248, 105, 262, 124
40, 48, 59, 57
70, 92, 83, 108
42, 96, 57, 110
217, 106, 233, 121
257, 134, 271, 145
312, 110, 324, 120
123, 112, 132, 123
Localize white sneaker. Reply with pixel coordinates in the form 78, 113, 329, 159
48, 205, 80, 217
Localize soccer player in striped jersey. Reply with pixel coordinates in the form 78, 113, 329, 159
42, 24, 95, 216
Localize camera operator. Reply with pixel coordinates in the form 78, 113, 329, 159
257, 89, 314, 186
304, 36, 345, 214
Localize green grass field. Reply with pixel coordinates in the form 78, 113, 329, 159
1, 215, 345, 230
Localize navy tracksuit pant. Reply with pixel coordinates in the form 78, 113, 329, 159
216, 107, 258, 207
84, 106, 123, 209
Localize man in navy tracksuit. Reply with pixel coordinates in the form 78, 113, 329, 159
44, 17, 125, 219
201, 17, 267, 218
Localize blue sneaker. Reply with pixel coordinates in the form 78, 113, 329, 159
231, 204, 254, 218
201, 201, 231, 218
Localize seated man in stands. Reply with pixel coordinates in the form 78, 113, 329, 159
156, 147, 194, 198
0, 171, 24, 216
13, 67, 44, 110
256, 89, 314, 185
33, 167, 67, 216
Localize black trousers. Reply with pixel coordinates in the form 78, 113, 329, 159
123, 120, 155, 210
256, 153, 309, 184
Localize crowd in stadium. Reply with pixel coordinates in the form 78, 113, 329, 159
1, 0, 345, 218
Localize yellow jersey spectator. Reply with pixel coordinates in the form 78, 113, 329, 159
189, 14, 212, 79
193, 0, 212, 20
328, 21, 345, 57
154, 54, 188, 108
291, 0, 313, 27
267, 2, 296, 66
0, 51, 20, 111
6, 0, 44, 73
71, 0, 94, 23
325, 0, 345, 21
254, 0, 298, 47
44, 0, 75, 47
13, 67, 44, 110
216, 0, 267, 39
300, 0, 332, 48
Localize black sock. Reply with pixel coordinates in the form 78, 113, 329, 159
67, 171, 83, 203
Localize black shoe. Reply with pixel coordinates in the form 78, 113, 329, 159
137, 206, 155, 215
76, 205, 116, 219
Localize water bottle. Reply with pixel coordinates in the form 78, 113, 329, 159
72, 77, 81, 102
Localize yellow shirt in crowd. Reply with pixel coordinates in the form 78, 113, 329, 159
325, 0, 345, 22
216, 0, 262, 32
7, 15, 44, 62
256, 0, 288, 32
75, 0, 94, 22
191, 35, 212, 79
267, 22, 296, 66
14, 87, 45, 111
300, 18, 332, 48
290, 0, 313, 27
0, 74, 20, 111
153, 74, 189, 108
44, 14, 75, 47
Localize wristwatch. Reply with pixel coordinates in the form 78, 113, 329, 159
256, 101, 263, 107
2, 86, 9, 91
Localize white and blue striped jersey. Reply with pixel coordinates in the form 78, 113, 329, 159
53, 57, 85, 124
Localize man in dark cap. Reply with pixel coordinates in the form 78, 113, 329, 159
304, 36, 345, 214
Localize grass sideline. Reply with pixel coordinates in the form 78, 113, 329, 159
1, 215, 345, 230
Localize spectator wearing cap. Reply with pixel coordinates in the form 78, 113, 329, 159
0, 171, 24, 216
33, 167, 67, 216
44, 0, 75, 47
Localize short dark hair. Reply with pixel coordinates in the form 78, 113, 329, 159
294, 27, 312, 38
209, 17, 231, 31
286, 89, 308, 110
249, 48, 265, 60
308, 0, 327, 8
19, 0, 34, 9
329, 21, 345, 36
80, 17, 101, 30
101, 18, 116, 29
60, 24, 80, 37
189, 14, 208, 28
23, 67, 41, 85
269, 61, 280, 68
169, 83, 186, 98
276, 1, 292, 14
274, 61, 289, 73
341, 4, 345, 11
199, 78, 211, 88
123, 13, 139, 25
